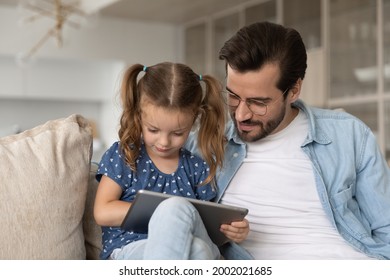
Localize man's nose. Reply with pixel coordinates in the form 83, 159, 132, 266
234, 101, 253, 122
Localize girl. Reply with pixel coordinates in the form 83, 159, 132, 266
93, 62, 249, 260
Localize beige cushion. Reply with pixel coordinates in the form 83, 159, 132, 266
0, 115, 93, 259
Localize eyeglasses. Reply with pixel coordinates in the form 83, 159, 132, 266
226, 88, 290, 116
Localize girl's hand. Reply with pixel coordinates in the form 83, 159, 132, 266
220, 218, 249, 243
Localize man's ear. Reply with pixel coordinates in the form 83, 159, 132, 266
289, 78, 303, 102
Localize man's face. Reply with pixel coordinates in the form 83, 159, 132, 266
226, 63, 291, 142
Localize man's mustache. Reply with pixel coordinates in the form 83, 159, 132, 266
238, 119, 262, 126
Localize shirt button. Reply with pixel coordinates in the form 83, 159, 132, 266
233, 153, 238, 158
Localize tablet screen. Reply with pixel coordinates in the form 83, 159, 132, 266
121, 190, 248, 246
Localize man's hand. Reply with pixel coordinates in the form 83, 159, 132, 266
220, 219, 249, 243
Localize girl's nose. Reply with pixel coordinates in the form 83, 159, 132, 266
158, 135, 170, 147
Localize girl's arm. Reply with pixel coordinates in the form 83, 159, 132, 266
219, 219, 250, 243
93, 175, 131, 227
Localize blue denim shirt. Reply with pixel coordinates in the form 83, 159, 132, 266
186, 99, 390, 260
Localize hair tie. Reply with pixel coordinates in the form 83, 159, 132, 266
143, 66, 147, 72
199, 74, 202, 81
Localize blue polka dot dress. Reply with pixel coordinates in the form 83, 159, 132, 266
95, 141, 217, 259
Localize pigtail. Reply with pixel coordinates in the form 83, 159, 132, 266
197, 75, 226, 185
118, 64, 144, 171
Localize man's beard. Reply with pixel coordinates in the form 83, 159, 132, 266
231, 103, 286, 142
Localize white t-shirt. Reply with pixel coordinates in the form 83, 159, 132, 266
221, 110, 372, 259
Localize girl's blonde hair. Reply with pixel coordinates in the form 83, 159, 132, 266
118, 62, 226, 185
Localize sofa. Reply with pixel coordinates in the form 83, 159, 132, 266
0, 114, 102, 259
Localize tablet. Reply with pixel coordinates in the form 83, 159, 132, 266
120, 189, 249, 246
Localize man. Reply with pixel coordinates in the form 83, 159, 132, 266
187, 21, 390, 259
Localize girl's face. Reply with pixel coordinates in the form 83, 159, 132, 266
141, 102, 194, 160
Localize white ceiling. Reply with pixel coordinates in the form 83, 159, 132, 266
0, 0, 254, 24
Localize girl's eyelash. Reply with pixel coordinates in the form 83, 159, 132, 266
146, 127, 186, 135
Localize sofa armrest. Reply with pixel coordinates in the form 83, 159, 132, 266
83, 162, 102, 260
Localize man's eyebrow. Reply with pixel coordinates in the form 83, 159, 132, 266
225, 86, 235, 94
225, 86, 269, 101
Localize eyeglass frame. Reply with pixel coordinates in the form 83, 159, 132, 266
225, 87, 290, 116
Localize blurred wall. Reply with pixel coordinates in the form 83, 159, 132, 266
0, 5, 182, 153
